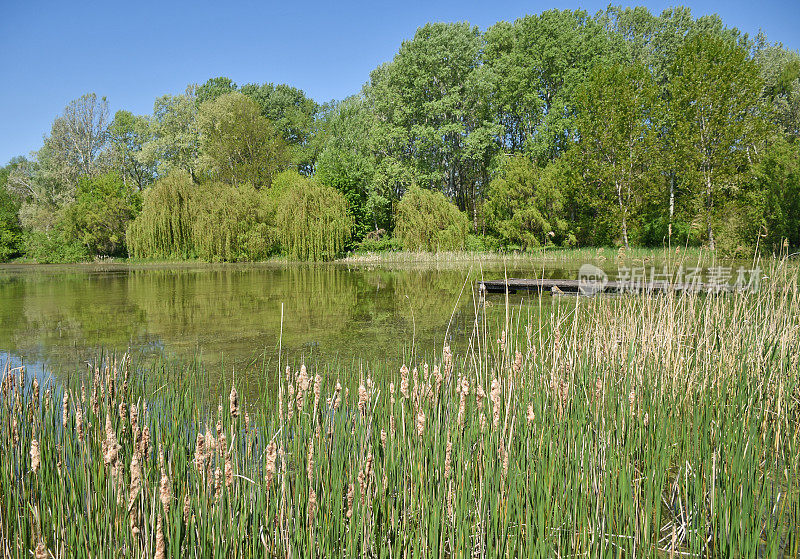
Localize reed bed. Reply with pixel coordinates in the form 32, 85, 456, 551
1, 268, 799, 558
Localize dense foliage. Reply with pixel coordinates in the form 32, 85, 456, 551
272, 171, 353, 261
2, 6, 800, 261
394, 187, 469, 251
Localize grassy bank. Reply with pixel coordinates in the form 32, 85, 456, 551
1, 266, 799, 557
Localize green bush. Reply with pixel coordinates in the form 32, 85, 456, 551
484, 155, 570, 249
394, 187, 469, 251
272, 170, 352, 261
61, 172, 141, 257
0, 184, 22, 261
23, 229, 89, 263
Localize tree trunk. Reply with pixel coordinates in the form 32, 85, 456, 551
616, 181, 630, 249
668, 173, 675, 240
706, 174, 715, 250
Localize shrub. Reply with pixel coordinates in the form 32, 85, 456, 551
272, 171, 352, 261
394, 187, 469, 251
23, 229, 89, 263
484, 155, 569, 249
61, 172, 140, 257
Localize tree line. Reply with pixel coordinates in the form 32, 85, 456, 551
1, 6, 799, 262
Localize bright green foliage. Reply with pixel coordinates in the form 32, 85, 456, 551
196, 76, 238, 105
272, 171, 352, 261
197, 92, 289, 188
139, 89, 200, 180
22, 229, 89, 263
0, 162, 22, 261
670, 34, 765, 249
369, 22, 500, 216
240, 82, 319, 173
192, 183, 275, 261
126, 172, 197, 259
394, 187, 469, 251
108, 110, 156, 190
315, 96, 391, 240
484, 155, 570, 249
750, 137, 800, 249
61, 172, 141, 256
483, 10, 611, 160
574, 62, 661, 248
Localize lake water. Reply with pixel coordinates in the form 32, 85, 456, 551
0, 254, 715, 397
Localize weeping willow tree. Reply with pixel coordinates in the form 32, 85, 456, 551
272, 170, 352, 261
192, 183, 274, 261
394, 186, 469, 251
126, 172, 196, 258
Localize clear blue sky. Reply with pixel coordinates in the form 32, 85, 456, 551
1, 0, 798, 166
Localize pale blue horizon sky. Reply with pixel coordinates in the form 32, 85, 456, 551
1, 0, 798, 165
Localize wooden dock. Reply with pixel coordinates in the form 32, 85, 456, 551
477, 278, 721, 295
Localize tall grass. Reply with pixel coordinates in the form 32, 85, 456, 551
1, 265, 798, 557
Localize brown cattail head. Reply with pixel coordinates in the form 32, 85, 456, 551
32, 377, 40, 406
62, 392, 69, 429
443, 345, 453, 379
265, 441, 277, 489
400, 365, 409, 399
490, 378, 502, 428
346, 482, 355, 519
444, 437, 453, 479
195, 433, 206, 472
307, 487, 317, 524
224, 455, 233, 490
229, 386, 239, 419
12, 417, 18, 447
527, 404, 535, 423
313, 374, 322, 413
183, 493, 191, 524
129, 452, 142, 506
155, 513, 165, 559
416, 409, 426, 437
76, 405, 84, 444
358, 382, 368, 418
214, 466, 222, 500
306, 437, 315, 484
140, 425, 151, 461
30, 439, 40, 474
160, 469, 171, 515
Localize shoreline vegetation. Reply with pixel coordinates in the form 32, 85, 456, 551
1, 266, 798, 557
2, 6, 800, 264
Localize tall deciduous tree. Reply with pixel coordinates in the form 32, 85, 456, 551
670, 34, 765, 249
575, 62, 661, 248
139, 88, 200, 181
197, 92, 289, 188
108, 110, 155, 190
369, 22, 500, 225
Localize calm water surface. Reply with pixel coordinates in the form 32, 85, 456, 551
0, 257, 680, 396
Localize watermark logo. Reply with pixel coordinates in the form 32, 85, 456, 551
578, 263, 609, 296
575, 264, 762, 294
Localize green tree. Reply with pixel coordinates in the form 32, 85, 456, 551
272, 171, 352, 261
315, 96, 391, 240
670, 34, 765, 249
369, 22, 500, 223
108, 110, 156, 190
139, 88, 200, 180
197, 92, 289, 188
196, 76, 238, 105
61, 172, 141, 256
240, 82, 319, 173
484, 155, 570, 249
394, 187, 469, 251
574, 62, 661, 248
483, 10, 611, 161
0, 160, 23, 261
